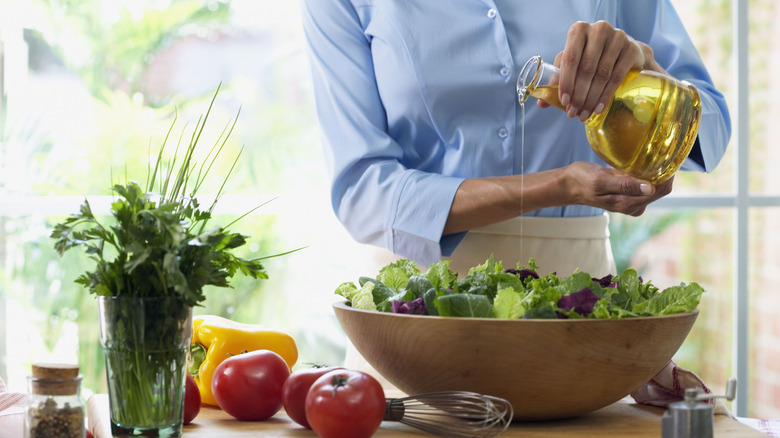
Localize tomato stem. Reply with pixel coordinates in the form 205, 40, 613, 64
330, 375, 349, 397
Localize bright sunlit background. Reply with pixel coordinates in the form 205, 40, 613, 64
1, 0, 778, 420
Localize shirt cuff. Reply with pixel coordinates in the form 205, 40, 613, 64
389, 172, 465, 265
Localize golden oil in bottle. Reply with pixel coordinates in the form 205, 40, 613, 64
517, 56, 701, 184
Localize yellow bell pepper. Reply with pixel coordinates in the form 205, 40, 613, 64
187, 315, 298, 406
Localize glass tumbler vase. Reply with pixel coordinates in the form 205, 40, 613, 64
98, 296, 193, 437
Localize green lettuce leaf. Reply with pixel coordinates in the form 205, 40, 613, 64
377, 259, 421, 290
466, 254, 504, 276
359, 277, 400, 312
493, 287, 525, 319
554, 271, 592, 296
425, 260, 458, 292
520, 277, 562, 313
610, 269, 658, 310
335, 281, 377, 311
457, 254, 526, 303
335, 282, 358, 301
631, 282, 705, 315
437, 293, 494, 318
522, 304, 558, 319
423, 288, 439, 316
405, 275, 434, 299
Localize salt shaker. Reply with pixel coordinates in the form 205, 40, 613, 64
24, 363, 86, 438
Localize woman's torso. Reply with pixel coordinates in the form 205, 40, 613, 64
352, 0, 629, 218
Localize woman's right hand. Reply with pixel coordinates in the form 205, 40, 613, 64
563, 161, 673, 216
547, 21, 666, 123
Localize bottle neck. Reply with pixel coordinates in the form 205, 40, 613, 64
517, 55, 561, 106
516, 55, 604, 124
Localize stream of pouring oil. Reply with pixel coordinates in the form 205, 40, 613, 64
519, 103, 525, 258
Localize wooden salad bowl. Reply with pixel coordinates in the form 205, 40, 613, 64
333, 301, 698, 421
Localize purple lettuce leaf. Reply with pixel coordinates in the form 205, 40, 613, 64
557, 287, 601, 318
592, 274, 619, 288
505, 268, 539, 281
392, 297, 427, 315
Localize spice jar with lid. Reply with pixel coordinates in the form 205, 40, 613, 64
24, 363, 86, 438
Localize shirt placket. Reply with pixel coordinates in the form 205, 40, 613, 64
481, 0, 517, 173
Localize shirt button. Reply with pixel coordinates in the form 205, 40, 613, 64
499, 67, 510, 77
487, 8, 497, 18
498, 128, 509, 139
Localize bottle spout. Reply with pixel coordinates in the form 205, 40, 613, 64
516, 55, 543, 105
517, 55, 564, 110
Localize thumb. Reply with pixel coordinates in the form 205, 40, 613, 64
639, 182, 655, 196
618, 176, 655, 196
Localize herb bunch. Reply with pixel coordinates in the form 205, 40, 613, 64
51, 88, 268, 307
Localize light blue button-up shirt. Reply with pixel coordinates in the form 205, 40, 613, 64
301, 0, 731, 266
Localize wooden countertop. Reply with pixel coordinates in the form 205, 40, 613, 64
88, 393, 765, 437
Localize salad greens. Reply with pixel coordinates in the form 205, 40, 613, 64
334, 256, 705, 319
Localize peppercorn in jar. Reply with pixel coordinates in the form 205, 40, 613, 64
24, 363, 85, 438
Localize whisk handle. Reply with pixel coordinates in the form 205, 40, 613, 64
383, 398, 406, 422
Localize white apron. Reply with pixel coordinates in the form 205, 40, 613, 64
356, 213, 616, 277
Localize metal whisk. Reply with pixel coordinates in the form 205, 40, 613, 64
383, 391, 513, 438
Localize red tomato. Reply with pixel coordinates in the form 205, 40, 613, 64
281, 366, 344, 428
305, 370, 386, 438
211, 349, 292, 421
183, 372, 201, 425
